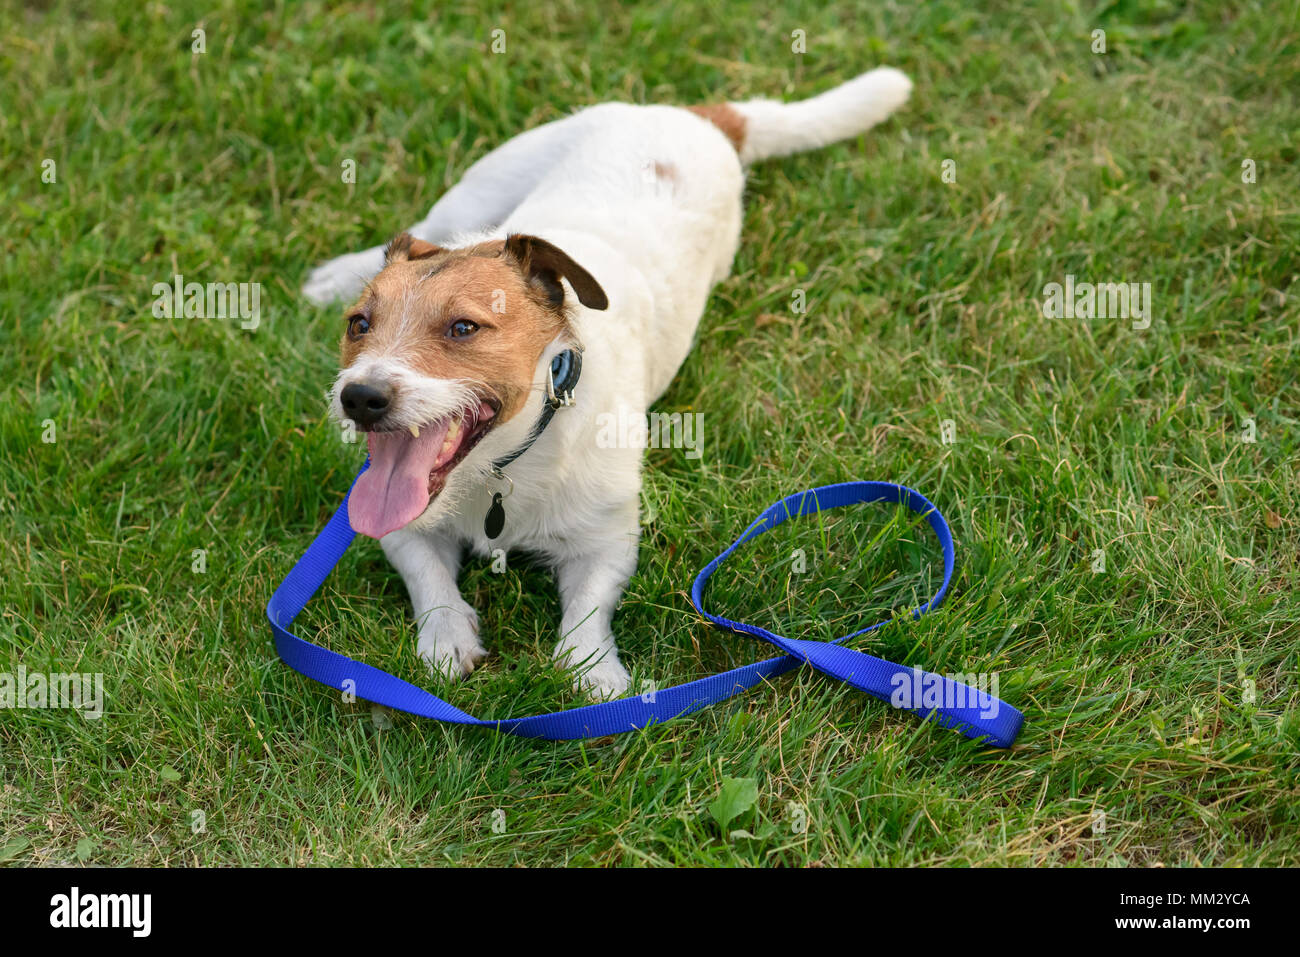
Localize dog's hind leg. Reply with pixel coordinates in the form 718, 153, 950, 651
299, 189, 504, 305
302, 242, 389, 306
413, 115, 591, 243
304, 116, 589, 305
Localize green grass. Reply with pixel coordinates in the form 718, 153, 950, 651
2, 0, 1298, 866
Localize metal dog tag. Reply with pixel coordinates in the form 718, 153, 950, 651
484, 493, 505, 539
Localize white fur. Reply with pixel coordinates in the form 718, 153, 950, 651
307, 70, 911, 698
330, 357, 483, 435
732, 67, 912, 164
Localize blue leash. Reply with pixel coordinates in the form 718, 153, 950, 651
266, 463, 1024, 747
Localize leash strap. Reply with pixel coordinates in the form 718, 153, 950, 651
266, 464, 1024, 746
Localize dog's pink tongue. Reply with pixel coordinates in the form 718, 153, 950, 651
349, 423, 452, 539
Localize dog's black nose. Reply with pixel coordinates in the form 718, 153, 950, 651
340, 381, 392, 428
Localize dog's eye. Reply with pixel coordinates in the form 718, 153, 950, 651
347, 314, 371, 339
447, 319, 479, 339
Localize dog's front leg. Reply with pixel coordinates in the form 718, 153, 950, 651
553, 505, 639, 699
381, 528, 487, 679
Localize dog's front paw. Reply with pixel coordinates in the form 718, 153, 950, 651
555, 643, 631, 701
580, 657, 632, 700
417, 606, 487, 680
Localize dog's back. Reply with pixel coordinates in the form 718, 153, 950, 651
496, 103, 746, 402
464, 68, 915, 400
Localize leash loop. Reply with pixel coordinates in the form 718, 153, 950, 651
266, 465, 1024, 746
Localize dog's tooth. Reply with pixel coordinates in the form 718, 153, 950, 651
447, 418, 462, 439
409, 424, 420, 438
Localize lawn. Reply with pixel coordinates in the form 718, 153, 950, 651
1, 0, 1297, 866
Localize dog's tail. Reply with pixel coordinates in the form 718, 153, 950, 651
689, 67, 912, 165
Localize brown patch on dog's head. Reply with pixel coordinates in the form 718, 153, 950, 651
339, 232, 607, 426
384, 234, 445, 263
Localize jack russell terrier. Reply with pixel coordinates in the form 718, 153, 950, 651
303, 67, 912, 699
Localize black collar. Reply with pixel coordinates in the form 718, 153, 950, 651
490, 348, 582, 473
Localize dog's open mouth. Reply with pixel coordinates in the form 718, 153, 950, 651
348, 400, 498, 539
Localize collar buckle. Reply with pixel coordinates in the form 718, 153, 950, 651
546, 349, 579, 408
491, 348, 581, 474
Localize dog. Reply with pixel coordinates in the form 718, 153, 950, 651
303, 67, 912, 699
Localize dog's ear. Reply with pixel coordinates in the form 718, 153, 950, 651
384, 233, 444, 265
505, 233, 609, 311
